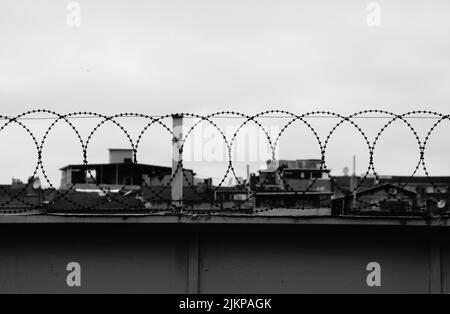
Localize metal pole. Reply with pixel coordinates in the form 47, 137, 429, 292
172, 114, 184, 209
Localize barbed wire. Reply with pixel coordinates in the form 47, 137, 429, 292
0, 109, 448, 216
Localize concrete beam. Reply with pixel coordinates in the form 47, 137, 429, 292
2, 213, 450, 226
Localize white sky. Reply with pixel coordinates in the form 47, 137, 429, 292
0, 0, 450, 186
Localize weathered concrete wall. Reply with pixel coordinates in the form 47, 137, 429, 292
0, 223, 446, 294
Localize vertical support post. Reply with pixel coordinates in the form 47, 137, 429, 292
429, 233, 442, 294
187, 229, 200, 294
172, 114, 184, 209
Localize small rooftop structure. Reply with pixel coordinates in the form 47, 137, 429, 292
108, 148, 134, 164
59, 149, 195, 190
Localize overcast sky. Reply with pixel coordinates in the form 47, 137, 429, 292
0, 0, 450, 186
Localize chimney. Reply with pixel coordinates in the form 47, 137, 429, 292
171, 114, 184, 208
350, 155, 357, 193
352, 155, 356, 176
246, 164, 250, 182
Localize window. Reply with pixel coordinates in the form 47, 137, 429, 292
85, 169, 97, 184
233, 194, 247, 201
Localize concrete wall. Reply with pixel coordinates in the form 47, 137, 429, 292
0, 223, 447, 294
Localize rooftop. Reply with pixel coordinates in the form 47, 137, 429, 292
60, 162, 195, 173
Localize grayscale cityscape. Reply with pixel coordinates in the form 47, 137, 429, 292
1, 0, 450, 299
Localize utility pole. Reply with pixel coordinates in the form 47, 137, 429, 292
172, 114, 184, 209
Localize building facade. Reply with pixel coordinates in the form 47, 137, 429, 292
253, 159, 332, 209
